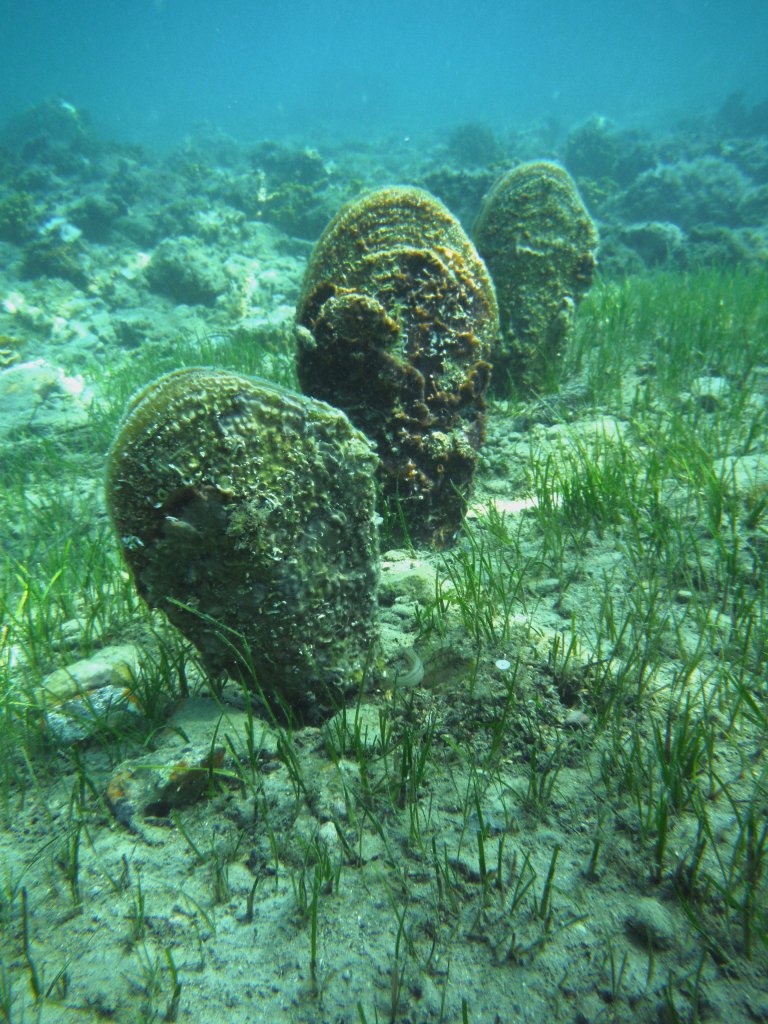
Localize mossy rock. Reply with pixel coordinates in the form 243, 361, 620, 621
106, 368, 380, 722
19, 233, 88, 287
145, 236, 227, 307
261, 181, 333, 240
474, 161, 599, 394
0, 190, 38, 243
295, 186, 500, 547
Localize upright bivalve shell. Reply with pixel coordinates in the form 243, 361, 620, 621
474, 161, 599, 393
295, 186, 500, 547
106, 367, 380, 722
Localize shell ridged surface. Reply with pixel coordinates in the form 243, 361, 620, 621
474, 161, 599, 392
296, 186, 500, 547
106, 367, 379, 721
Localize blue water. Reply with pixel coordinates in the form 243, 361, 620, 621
1, 0, 766, 145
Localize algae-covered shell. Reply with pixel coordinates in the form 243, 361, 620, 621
106, 367, 380, 722
297, 186, 497, 315
473, 161, 599, 393
296, 186, 500, 547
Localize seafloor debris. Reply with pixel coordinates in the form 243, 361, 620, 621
37, 644, 141, 744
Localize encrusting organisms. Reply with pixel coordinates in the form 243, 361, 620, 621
473, 161, 599, 394
295, 185, 500, 547
106, 367, 380, 722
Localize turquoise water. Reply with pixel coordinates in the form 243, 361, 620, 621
1, 0, 766, 146
0, 3, 767, 1021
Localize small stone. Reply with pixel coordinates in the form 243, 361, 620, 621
619, 221, 685, 266
379, 554, 437, 606
533, 577, 561, 596
317, 820, 341, 854
324, 704, 384, 756
38, 645, 142, 743
39, 644, 139, 704
562, 708, 591, 730
106, 743, 229, 831
45, 685, 141, 744
625, 896, 677, 950
0, 359, 93, 439
690, 375, 729, 412
743, 992, 768, 1022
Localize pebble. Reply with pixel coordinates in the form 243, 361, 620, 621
625, 896, 677, 950
0, 359, 93, 439
562, 708, 591, 730
40, 644, 139, 703
324, 703, 383, 755
532, 577, 561, 596
379, 552, 437, 605
317, 820, 341, 853
105, 742, 228, 833
689, 375, 729, 412
39, 644, 141, 743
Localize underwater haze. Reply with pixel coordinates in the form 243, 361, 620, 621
3, 0, 768, 1022
2, 0, 767, 144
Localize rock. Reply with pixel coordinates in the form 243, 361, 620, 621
562, 708, 591, 730
419, 166, 497, 230
448, 835, 504, 883
532, 577, 561, 597
379, 552, 437, 606
324, 704, 384, 756
38, 644, 142, 744
106, 368, 380, 722
619, 157, 752, 231
686, 375, 730, 412
39, 644, 139, 702
316, 820, 342, 854
564, 116, 657, 187
473, 161, 599, 394
718, 453, 768, 495
105, 742, 230, 832
45, 685, 142, 744
625, 896, 677, 950
743, 992, 768, 1022
446, 122, 502, 167
738, 182, 768, 224
295, 186, 499, 547
145, 235, 228, 306
166, 696, 281, 760
619, 221, 686, 267
0, 359, 93, 439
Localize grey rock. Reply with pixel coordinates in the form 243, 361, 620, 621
0, 359, 93, 439
625, 896, 677, 950
620, 220, 686, 266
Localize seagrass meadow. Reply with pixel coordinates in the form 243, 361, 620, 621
1, 69, 768, 1023
0, 261, 766, 1023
